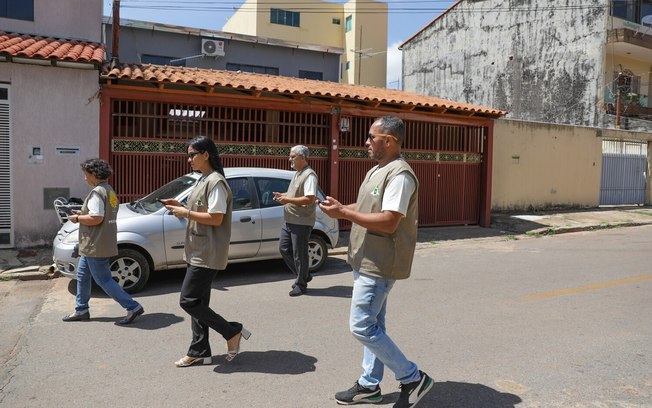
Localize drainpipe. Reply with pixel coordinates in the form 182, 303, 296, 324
110, 0, 120, 70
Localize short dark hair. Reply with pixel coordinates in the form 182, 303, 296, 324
80, 158, 113, 180
374, 116, 405, 146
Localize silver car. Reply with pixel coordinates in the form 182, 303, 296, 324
52, 167, 339, 293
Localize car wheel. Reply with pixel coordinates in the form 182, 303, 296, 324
110, 248, 150, 294
308, 234, 328, 272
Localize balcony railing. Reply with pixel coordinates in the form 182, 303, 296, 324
605, 102, 652, 119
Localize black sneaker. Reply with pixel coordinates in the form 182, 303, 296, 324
289, 286, 306, 297
335, 381, 382, 405
393, 371, 434, 408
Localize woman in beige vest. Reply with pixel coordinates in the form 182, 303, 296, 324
162, 136, 251, 367
62, 158, 144, 325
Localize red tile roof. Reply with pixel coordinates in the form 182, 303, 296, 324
0, 31, 105, 65
102, 63, 505, 118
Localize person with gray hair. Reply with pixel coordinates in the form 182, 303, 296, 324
273, 144, 319, 296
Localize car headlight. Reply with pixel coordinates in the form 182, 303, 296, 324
61, 229, 79, 245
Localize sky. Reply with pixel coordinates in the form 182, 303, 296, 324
102, 0, 456, 88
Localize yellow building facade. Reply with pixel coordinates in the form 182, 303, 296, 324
223, 0, 387, 87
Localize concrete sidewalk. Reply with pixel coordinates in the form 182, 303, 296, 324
3, 206, 652, 279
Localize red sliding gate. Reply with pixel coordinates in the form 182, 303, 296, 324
101, 89, 491, 227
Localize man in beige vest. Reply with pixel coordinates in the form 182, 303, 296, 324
319, 116, 433, 408
273, 145, 318, 296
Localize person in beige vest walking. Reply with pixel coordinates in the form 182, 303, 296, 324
162, 136, 251, 367
319, 116, 433, 408
273, 145, 318, 296
62, 158, 144, 325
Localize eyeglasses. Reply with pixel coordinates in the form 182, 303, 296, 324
187, 151, 201, 159
289, 154, 301, 159
367, 133, 398, 142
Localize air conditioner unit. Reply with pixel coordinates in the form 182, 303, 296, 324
201, 39, 225, 57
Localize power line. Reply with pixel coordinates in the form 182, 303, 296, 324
114, 1, 610, 15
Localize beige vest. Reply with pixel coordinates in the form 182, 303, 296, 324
284, 166, 317, 226
348, 159, 419, 280
184, 171, 233, 270
78, 183, 119, 258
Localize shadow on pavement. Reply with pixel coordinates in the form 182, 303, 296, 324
303, 285, 351, 298
111, 312, 184, 330
212, 350, 317, 375
65, 257, 352, 298
381, 381, 522, 407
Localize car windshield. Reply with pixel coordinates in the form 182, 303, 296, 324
128, 175, 197, 213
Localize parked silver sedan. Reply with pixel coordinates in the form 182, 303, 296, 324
52, 167, 339, 293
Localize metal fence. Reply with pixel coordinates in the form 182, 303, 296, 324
600, 139, 648, 205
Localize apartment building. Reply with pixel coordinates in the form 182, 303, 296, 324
401, 0, 652, 131
223, 0, 388, 87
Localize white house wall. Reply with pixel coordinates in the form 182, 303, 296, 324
0, 63, 100, 247
402, 0, 609, 126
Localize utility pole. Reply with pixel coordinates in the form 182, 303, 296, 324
110, 0, 120, 69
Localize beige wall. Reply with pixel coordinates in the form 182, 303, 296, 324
343, 0, 387, 86
223, 0, 388, 87
0, 0, 102, 42
0, 63, 100, 246
492, 119, 652, 210
222, 0, 259, 37
492, 119, 603, 210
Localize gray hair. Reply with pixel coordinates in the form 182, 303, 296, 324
374, 116, 405, 146
291, 145, 310, 159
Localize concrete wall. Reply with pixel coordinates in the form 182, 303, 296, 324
492, 119, 602, 210
222, 0, 259, 37
104, 24, 341, 82
0, 0, 102, 42
402, 0, 608, 126
0, 64, 100, 246
492, 119, 652, 211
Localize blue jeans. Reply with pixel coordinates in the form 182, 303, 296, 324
350, 270, 420, 388
75, 256, 141, 314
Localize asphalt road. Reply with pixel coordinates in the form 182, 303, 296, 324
1, 226, 651, 407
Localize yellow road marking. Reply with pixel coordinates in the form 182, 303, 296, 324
520, 274, 652, 301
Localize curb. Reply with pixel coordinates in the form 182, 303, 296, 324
524, 222, 652, 237
0, 264, 57, 281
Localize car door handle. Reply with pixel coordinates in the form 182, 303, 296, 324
239, 216, 253, 223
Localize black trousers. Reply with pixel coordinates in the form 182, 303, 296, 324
179, 264, 241, 358
279, 222, 313, 290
